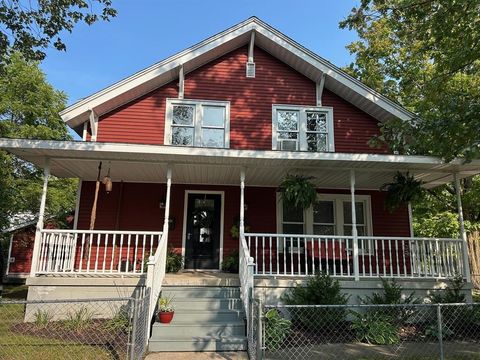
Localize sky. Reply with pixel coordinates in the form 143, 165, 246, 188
40, 0, 360, 107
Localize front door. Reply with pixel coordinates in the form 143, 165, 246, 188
184, 193, 222, 269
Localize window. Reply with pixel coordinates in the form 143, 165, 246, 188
165, 99, 230, 148
272, 105, 334, 152
278, 194, 372, 245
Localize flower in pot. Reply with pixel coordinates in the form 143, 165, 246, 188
158, 296, 175, 324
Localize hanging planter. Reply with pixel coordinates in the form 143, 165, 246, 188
381, 172, 424, 212
278, 174, 317, 210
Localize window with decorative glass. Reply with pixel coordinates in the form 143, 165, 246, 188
165, 99, 230, 148
272, 105, 334, 152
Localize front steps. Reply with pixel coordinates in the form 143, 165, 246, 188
149, 285, 247, 352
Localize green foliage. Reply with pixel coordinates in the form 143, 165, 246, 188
0, 53, 78, 231
360, 278, 420, 323
158, 296, 174, 312
282, 273, 349, 328
264, 309, 292, 351
33, 309, 52, 328
351, 311, 400, 345
0, 1, 116, 61
428, 275, 466, 304
425, 323, 454, 339
64, 306, 94, 331
381, 172, 424, 212
166, 247, 183, 273
279, 174, 317, 210
340, 0, 480, 162
221, 250, 239, 273
105, 307, 130, 333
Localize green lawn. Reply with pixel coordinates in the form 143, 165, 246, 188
0, 302, 120, 359
2, 284, 28, 300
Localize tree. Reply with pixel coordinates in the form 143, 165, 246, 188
0, 52, 78, 230
0, 0, 117, 61
340, 0, 480, 162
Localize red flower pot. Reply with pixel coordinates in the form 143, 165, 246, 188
158, 311, 174, 324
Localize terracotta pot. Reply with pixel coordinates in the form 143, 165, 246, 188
158, 311, 174, 324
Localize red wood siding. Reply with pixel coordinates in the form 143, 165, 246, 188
322, 90, 387, 154
94, 46, 385, 153
77, 182, 408, 260
8, 229, 35, 274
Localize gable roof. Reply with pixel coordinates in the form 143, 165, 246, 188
60, 17, 416, 130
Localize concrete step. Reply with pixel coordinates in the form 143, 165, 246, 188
148, 336, 247, 352
152, 321, 245, 338
172, 309, 244, 323
173, 298, 243, 311
162, 286, 240, 299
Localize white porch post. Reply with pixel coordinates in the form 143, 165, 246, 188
163, 166, 172, 236
350, 169, 360, 281
30, 158, 50, 276
239, 168, 246, 237
454, 173, 471, 282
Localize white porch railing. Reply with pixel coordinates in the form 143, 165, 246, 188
244, 233, 466, 279
239, 232, 255, 330
36, 229, 163, 275
145, 231, 169, 324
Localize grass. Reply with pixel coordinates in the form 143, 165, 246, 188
0, 302, 116, 359
473, 289, 480, 303
1, 284, 28, 300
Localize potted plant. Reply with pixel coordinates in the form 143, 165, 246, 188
278, 174, 317, 209
157, 296, 175, 324
381, 171, 424, 212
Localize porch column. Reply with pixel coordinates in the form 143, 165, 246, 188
30, 158, 50, 276
453, 173, 471, 282
163, 166, 172, 236
350, 169, 360, 281
239, 168, 246, 236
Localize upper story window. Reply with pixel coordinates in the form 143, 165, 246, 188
272, 105, 334, 152
165, 99, 230, 148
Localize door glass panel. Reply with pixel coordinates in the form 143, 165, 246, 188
193, 199, 215, 243
283, 224, 304, 234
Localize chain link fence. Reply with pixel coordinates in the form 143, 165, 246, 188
0, 292, 151, 360
255, 302, 480, 360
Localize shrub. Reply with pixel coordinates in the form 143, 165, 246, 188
360, 278, 420, 322
351, 311, 400, 345
264, 309, 292, 351
34, 309, 53, 328
428, 275, 466, 304
105, 307, 130, 332
166, 247, 183, 273
282, 272, 349, 329
64, 306, 94, 331
221, 250, 239, 273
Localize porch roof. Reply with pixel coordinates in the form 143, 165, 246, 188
1, 138, 479, 189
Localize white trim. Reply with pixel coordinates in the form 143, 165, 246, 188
272, 104, 335, 152
164, 98, 230, 149
82, 122, 88, 141
5, 234, 14, 276
73, 179, 82, 230
59, 17, 414, 127
181, 190, 225, 270
316, 73, 326, 107
89, 109, 98, 142
178, 65, 184, 100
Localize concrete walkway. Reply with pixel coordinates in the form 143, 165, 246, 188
145, 352, 248, 359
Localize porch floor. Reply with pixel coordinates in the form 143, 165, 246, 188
163, 271, 240, 287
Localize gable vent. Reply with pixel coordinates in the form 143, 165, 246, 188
246, 62, 255, 78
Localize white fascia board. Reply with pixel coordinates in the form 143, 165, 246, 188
60, 17, 414, 127
0, 138, 450, 167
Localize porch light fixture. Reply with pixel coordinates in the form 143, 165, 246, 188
102, 166, 112, 194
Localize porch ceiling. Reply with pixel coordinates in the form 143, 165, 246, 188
1, 138, 479, 189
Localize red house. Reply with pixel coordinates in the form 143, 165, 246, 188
1, 17, 479, 352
